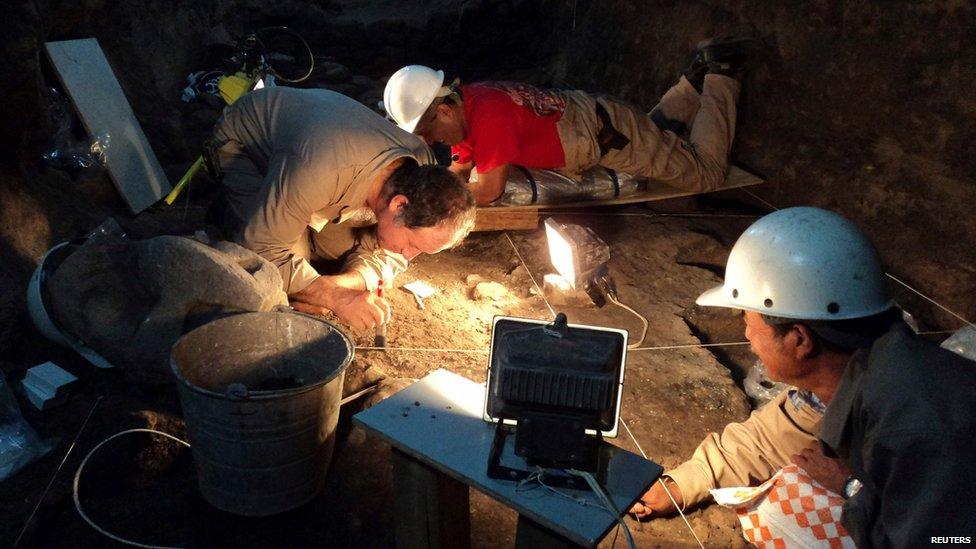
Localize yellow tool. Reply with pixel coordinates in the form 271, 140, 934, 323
164, 73, 255, 205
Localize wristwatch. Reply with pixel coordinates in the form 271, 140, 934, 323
842, 475, 863, 499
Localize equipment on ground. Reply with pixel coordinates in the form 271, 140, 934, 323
27, 239, 115, 369
383, 65, 450, 133
166, 26, 314, 205
483, 313, 627, 484
544, 218, 616, 307
170, 309, 352, 516
696, 206, 893, 320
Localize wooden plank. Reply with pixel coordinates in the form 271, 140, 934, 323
45, 39, 171, 214
473, 164, 763, 231
353, 370, 662, 548
516, 515, 583, 549
392, 448, 471, 549
474, 208, 540, 232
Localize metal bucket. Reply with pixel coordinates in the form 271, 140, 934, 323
170, 310, 353, 516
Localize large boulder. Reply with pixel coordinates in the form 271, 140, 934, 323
49, 235, 287, 382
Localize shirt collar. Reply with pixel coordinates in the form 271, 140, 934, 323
820, 347, 870, 458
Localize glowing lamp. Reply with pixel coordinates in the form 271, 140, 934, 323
544, 218, 617, 307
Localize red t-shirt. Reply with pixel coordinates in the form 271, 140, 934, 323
451, 82, 566, 173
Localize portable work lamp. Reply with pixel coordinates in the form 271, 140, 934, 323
483, 313, 628, 483
544, 218, 617, 307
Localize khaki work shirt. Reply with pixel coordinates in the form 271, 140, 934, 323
213, 87, 435, 294
667, 388, 823, 508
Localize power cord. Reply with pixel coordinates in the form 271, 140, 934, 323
515, 467, 637, 549
607, 294, 648, 349
73, 429, 190, 549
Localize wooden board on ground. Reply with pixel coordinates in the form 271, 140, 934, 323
474, 164, 763, 231
45, 39, 171, 214
354, 369, 662, 547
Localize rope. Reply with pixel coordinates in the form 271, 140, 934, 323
14, 396, 102, 548
630, 341, 750, 351
504, 231, 557, 318
73, 429, 191, 549
355, 345, 488, 354
886, 273, 975, 329
539, 211, 761, 219
354, 340, 753, 355
739, 187, 779, 211
619, 418, 705, 549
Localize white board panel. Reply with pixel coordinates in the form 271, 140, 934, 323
46, 39, 171, 214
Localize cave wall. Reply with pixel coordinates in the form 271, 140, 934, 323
1, 0, 974, 334
535, 0, 976, 329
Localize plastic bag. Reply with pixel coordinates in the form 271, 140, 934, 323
711, 464, 855, 548
0, 372, 53, 481
743, 359, 790, 406
40, 88, 111, 178
940, 325, 976, 363
493, 166, 648, 206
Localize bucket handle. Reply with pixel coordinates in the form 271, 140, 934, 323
226, 383, 259, 415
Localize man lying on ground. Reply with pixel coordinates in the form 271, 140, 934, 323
383, 36, 756, 205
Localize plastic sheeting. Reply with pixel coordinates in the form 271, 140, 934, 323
493, 166, 648, 206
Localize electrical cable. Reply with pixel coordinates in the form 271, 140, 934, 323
73, 429, 190, 549
70, 387, 399, 547
253, 26, 314, 83
619, 418, 706, 549
516, 468, 636, 549
568, 469, 637, 549
606, 294, 648, 349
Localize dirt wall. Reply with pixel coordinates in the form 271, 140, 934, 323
535, 0, 976, 329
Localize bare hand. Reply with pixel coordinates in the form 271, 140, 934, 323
791, 445, 850, 494
292, 287, 390, 331
630, 477, 683, 519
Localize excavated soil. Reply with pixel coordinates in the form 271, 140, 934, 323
4, 202, 765, 548
2, 1, 974, 547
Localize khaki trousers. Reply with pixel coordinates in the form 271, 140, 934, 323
556, 74, 739, 193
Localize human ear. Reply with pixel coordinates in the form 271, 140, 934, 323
389, 195, 409, 220
792, 324, 817, 360
437, 102, 454, 120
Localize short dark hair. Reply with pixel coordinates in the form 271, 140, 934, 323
380, 161, 476, 238
765, 308, 900, 352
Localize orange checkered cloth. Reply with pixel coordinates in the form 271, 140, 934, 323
710, 464, 855, 548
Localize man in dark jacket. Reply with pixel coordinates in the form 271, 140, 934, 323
650, 206, 976, 546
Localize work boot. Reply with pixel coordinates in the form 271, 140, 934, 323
700, 35, 760, 78
684, 35, 760, 90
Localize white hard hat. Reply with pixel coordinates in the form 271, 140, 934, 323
696, 207, 893, 320
27, 240, 115, 369
383, 65, 449, 133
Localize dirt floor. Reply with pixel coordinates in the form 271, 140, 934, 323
2, 3, 973, 546
1, 195, 776, 548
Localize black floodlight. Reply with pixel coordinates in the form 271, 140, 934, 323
483, 313, 628, 481
544, 218, 617, 307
